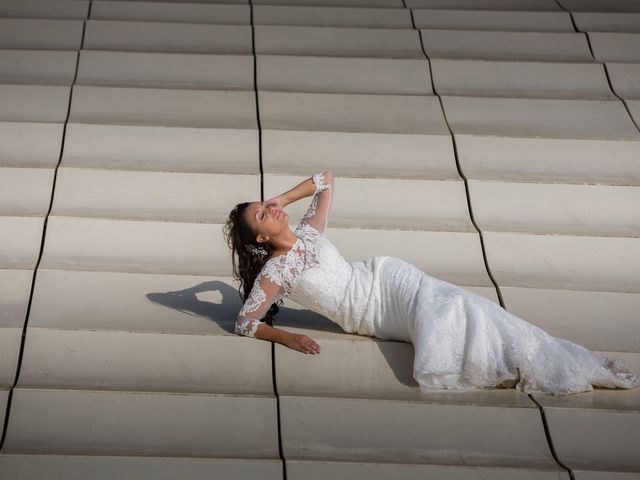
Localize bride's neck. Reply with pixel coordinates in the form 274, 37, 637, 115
268, 228, 298, 255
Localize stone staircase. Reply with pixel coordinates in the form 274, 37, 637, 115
0, 0, 638, 478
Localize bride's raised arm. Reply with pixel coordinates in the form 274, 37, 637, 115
264, 170, 334, 234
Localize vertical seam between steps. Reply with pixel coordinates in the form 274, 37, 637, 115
0, 1, 92, 452
555, 0, 640, 134
528, 395, 576, 480
405, 3, 505, 308
249, 3, 287, 479
407, 4, 575, 479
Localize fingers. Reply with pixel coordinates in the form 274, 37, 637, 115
300, 337, 321, 355
264, 196, 279, 208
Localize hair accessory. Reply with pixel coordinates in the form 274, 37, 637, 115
245, 243, 268, 258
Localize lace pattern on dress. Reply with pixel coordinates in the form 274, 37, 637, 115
262, 239, 305, 296
235, 317, 263, 337
304, 172, 331, 221
234, 172, 328, 338
238, 282, 266, 318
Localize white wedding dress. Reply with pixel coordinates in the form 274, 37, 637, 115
236, 173, 640, 396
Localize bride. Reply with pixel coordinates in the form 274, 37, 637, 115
223, 170, 640, 396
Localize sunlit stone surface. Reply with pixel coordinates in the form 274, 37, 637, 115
0, 0, 638, 478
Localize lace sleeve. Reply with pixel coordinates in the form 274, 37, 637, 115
299, 171, 334, 234
235, 270, 283, 338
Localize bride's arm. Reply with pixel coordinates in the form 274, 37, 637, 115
236, 273, 321, 354
265, 170, 332, 208
266, 170, 334, 234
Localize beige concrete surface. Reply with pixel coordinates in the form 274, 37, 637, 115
254, 0, 402, 6
287, 460, 568, 480
84, 20, 252, 53
76, 51, 254, 90
574, 12, 640, 32
442, 96, 640, 139
0, 168, 53, 216
254, 5, 411, 28
558, 0, 640, 12
2, 0, 640, 477
257, 55, 432, 95
420, 29, 592, 61
0, 85, 70, 123
501, 288, 640, 353
19, 328, 273, 394
263, 129, 456, 179
413, 9, 573, 31
91, 1, 250, 24
589, 32, 640, 62
0, 455, 283, 480
468, 181, 640, 237
0, 0, 89, 19
254, 25, 423, 58
28, 270, 241, 334
39, 217, 228, 275
329, 227, 492, 287
264, 175, 473, 231
0, 50, 77, 85
63, 123, 259, 173
406, 0, 561, 9
69, 86, 257, 128
455, 135, 640, 185
484, 232, 640, 293
0, 390, 7, 440
533, 390, 640, 472
0, 217, 43, 270
0, 19, 84, 50
574, 472, 640, 480
52, 168, 259, 222
607, 63, 640, 99
0, 270, 32, 328
280, 396, 558, 467
260, 92, 448, 134
4, 388, 278, 457
626, 99, 640, 126
0, 122, 63, 168
0, 329, 21, 386
430, 59, 614, 99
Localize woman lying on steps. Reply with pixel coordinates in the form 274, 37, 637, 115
223, 170, 640, 395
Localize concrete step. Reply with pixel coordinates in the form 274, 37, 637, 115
91, 1, 250, 24
420, 29, 593, 61
272, 308, 564, 475
254, 4, 412, 28
0, 0, 89, 20
588, 32, 640, 62
412, 8, 573, 31
430, 59, 614, 99
254, 25, 423, 58
0, 19, 84, 50
574, 12, 640, 32
0, 455, 282, 480
84, 20, 252, 54
257, 55, 433, 95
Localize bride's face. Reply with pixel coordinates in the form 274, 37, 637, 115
244, 201, 289, 243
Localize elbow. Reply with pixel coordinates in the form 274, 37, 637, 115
323, 170, 335, 185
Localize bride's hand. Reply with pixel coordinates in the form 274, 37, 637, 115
264, 195, 285, 210
284, 333, 321, 355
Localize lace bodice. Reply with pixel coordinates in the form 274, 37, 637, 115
235, 172, 333, 337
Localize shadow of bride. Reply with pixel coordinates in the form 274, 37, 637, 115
146, 280, 418, 389
146, 279, 343, 335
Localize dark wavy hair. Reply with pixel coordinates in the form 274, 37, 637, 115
223, 202, 281, 326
